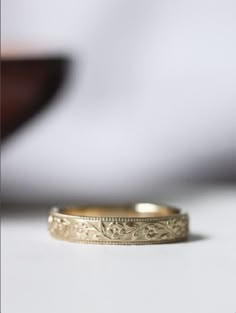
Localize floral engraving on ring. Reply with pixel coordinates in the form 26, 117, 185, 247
49, 216, 188, 242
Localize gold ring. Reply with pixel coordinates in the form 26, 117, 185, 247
48, 203, 189, 245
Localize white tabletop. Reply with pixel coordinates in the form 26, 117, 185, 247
2, 185, 236, 313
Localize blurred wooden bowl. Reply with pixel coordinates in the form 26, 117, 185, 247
1, 55, 69, 139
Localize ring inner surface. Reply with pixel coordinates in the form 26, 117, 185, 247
61, 203, 180, 217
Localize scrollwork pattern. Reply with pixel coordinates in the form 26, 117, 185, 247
49, 215, 188, 244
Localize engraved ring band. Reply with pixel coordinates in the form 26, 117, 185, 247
48, 203, 189, 245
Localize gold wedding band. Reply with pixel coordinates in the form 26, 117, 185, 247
48, 203, 189, 245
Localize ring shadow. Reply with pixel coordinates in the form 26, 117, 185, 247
185, 233, 209, 243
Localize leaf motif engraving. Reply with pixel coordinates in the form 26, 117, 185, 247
132, 222, 174, 241
50, 217, 71, 238
49, 215, 188, 243
99, 221, 138, 240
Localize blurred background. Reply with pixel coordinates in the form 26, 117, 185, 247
1, 0, 236, 206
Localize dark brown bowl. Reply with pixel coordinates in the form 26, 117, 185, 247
1, 56, 69, 139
